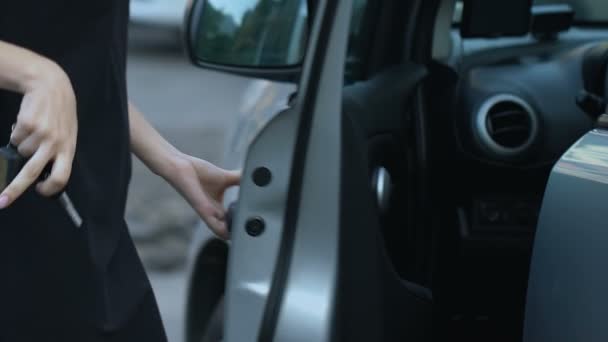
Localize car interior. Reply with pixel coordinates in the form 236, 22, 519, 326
182, 0, 608, 340
333, 0, 608, 340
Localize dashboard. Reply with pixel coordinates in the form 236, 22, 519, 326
442, 28, 608, 243
427, 4, 608, 338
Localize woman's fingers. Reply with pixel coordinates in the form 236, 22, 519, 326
0, 60, 77, 210
224, 170, 241, 187
182, 182, 225, 235
15, 134, 41, 158
186, 184, 229, 239
36, 153, 71, 196
0, 145, 51, 208
205, 214, 229, 240
200, 203, 230, 240
169, 157, 240, 240
9, 120, 32, 146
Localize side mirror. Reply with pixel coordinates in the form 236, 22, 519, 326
184, 0, 308, 81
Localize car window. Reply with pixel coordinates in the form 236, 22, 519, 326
196, 0, 368, 82
453, 0, 608, 25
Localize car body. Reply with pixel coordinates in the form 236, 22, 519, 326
183, 78, 294, 341
181, 0, 608, 341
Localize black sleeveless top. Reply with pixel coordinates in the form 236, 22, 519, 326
0, 1, 150, 332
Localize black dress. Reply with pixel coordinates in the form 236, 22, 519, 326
0, 1, 167, 340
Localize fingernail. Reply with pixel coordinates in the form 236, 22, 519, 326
0, 195, 8, 209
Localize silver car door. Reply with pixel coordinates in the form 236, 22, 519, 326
224, 0, 352, 341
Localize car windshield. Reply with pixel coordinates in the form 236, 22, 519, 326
454, 0, 608, 24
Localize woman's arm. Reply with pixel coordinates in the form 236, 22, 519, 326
128, 102, 182, 178
0, 41, 78, 209
128, 102, 240, 238
0, 41, 49, 92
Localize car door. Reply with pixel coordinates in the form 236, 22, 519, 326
222, 0, 349, 340
185, 0, 432, 340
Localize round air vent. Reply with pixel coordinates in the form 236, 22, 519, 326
476, 94, 538, 156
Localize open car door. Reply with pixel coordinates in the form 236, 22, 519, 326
222, 0, 350, 340
186, 0, 433, 340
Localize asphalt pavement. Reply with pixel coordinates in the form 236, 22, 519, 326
126, 28, 253, 342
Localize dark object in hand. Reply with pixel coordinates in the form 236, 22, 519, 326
0, 144, 24, 192
0, 143, 82, 227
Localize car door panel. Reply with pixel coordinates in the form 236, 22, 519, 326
343, 63, 431, 284
223, 0, 434, 340
337, 63, 432, 342
342, 64, 427, 136
339, 111, 432, 342
265, 0, 351, 338
224, 0, 350, 341
223, 105, 300, 341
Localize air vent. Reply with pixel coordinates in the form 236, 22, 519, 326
476, 94, 538, 156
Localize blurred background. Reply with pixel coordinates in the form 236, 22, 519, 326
126, 1, 249, 340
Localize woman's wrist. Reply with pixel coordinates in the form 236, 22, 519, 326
128, 101, 196, 184
156, 150, 192, 183
18, 58, 66, 93
0, 41, 61, 94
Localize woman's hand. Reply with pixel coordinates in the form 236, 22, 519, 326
128, 102, 240, 239
0, 59, 77, 209
166, 154, 240, 239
